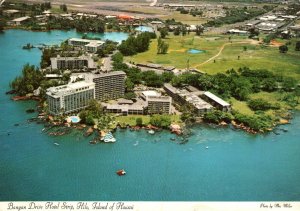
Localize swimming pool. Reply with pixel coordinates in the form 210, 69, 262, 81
69, 116, 81, 123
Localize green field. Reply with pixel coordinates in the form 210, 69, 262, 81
126, 34, 300, 80
115, 115, 181, 126
229, 98, 254, 115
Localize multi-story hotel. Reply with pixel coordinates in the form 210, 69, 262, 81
146, 96, 172, 114
46, 81, 95, 115
164, 83, 213, 115
103, 90, 171, 115
68, 38, 105, 53
86, 71, 126, 101
50, 55, 95, 70
141, 91, 171, 114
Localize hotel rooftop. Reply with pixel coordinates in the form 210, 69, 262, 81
46, 81, 95, 98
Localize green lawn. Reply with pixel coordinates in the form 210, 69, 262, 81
115, 114, 181, 126
126, 34, 300, 80
230, 98, 254, 115
127, 34, 228, 69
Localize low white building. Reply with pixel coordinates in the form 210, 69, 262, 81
46, 81, 95, 115
68, 38, 105, 53
228, 29, 248, 35
202, 91, 231, 112
10, 16, 31, 25
259, 15, 277, 21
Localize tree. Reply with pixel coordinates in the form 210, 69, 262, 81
195, 25, 204, 36
141, 71, 163, 87
157, 37, 169, 54
112, 52, 124, 63
203, 110, 233, 124
161, 72, 175, 83
295, 41, 300, 51
282, 77, 297, 91
231, 78, 252, 101
173, 27, 181, 36
181, 26, 187, 36
136, 117, 143, 126
159, 28, 168, 39
10, 64, 43, 96
150, 115, 171, 129
125, 78, 134, 92
248, 27, 259, 38
87, 99, 103, 117
60, 4, 68, 12
86, 114, 95, 125
198, 75, 213, 90
118, 32, 152, 56
248, 99, 272, 111
124, 92, 136, 100
0, 20, 6, 31
279, 45, 288, 53
262, 78, 278, 92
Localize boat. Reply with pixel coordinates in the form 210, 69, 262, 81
89, 140, 97, 145
148, 130, 155, 134
103, 132, 116, 143
54, 142, 59, 146
116, 169, 126, 176
170, 137, 176, 141
206, 146, 209, 149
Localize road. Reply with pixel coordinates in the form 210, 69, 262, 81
101, 56, 112, 72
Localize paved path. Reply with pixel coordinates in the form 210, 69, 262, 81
193, 41, 253, 69
0, 0, 5, 6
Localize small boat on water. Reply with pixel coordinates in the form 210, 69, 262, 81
170, 137, 176, 141
116, 169, 126, 176
54, 142, 59, 146
103, 132, 116, 143
206, 146, 209, 149
89, 140, 97, 145
148, 130, 155, 134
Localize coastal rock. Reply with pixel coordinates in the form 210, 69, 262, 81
219, 121, 228, 126
170, 124, 182, 135
84, 127, 94, 136
279, 119, 289, 124
48, 115, 54, 121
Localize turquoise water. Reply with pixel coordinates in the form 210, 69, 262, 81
1, 29, 300, 201
188, 49, 205, 54
135, 26, 154, 32
70, 116, 80, 123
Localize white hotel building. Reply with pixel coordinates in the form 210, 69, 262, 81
46, 81, 95, 115
68, 38, 105, 53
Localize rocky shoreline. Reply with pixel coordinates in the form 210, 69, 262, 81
7, 90, 293, 138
